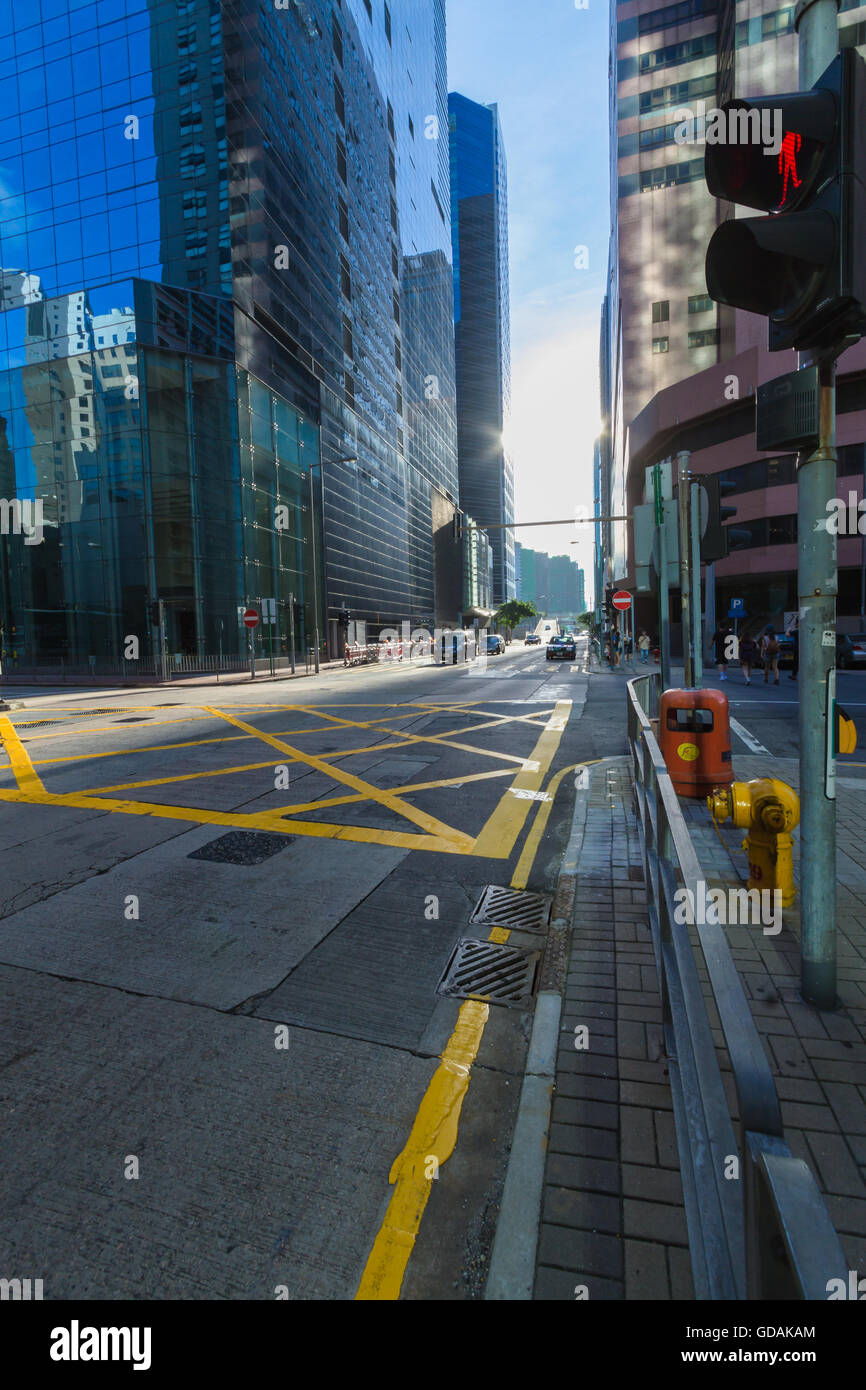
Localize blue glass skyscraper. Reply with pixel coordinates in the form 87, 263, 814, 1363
0, 0, 458, 673
448, 91, 514, 605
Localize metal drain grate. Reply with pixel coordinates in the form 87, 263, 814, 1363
16, 719, 63, 729
437, 938, 539, 1009
469, 885, 551, 934
188, 831, 295, 865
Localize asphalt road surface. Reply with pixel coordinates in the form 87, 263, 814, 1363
0, 637, 623, 1301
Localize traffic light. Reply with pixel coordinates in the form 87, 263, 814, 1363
704, 48, 866, 352
700, 476, 751, 561
338, 608, 350, 625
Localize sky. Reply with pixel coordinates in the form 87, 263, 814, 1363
446, 0, 611, 604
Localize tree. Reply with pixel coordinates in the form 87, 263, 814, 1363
495, 600, 537, 635
576, 611, 594, 630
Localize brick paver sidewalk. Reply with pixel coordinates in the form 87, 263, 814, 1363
534, 754, 694, 1299
533, 677, 866, 1299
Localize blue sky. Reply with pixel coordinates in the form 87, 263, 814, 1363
447, 0, 610, 600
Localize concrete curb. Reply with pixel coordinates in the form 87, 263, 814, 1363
484, 767, 592, 1300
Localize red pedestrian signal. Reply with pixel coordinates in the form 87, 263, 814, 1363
704, 49, 866, 353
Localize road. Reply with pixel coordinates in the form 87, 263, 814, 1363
0, 636, 622, 1301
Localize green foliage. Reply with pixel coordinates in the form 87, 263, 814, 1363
576, 611, 594, 629
495, 599, 537, 631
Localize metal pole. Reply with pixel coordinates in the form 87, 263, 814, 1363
158, 599, 168, 684
309, 463, 320, 674
705, 561, 716, 668
289, 590, 296, 675
797, 0, 839, 1009
690, 482, 704, 687
677, 451, 693, 687
655, 464, 671, 689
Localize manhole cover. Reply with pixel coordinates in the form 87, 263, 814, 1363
469, 885, 551, 934
188, 831, 295, 864
437, 938, 539, 1009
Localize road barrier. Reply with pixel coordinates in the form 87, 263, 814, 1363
627, 672, 847, 1300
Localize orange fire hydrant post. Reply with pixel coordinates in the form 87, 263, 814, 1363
707, 778, 800, 907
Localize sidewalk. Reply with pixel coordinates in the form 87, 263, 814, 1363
684, 757, 866, 1278
527, 668, 865, 1299
532, 752, 693, 1299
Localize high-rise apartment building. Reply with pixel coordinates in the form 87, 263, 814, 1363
448, 91, 515, 606
518, 547, 584, 619
603, 3, 866, 631
0, 0, 458, 672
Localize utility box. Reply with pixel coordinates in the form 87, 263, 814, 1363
659, 688, 734, 798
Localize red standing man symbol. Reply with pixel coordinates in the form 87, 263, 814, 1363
778, 130, 802, 204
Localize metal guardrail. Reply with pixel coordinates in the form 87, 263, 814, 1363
626, 672, 848, 1300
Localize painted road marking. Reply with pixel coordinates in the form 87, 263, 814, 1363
729, 717, 771, 755
0, 716, 46, 793
471, 701, 571, 859
356, 745, 586, 1300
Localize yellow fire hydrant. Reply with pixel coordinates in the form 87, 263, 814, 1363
707, 778, 800, 907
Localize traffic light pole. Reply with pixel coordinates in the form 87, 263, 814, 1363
798, 0, 840, 1008
677, 452, 693, 688
690, 481, 704, 687
653, 464, 672, 689
798, 358, 838, 1008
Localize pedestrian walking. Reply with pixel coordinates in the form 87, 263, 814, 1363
638, 630, 651, 663
711, 622, 733, 681
786, 615, 799, 680
761, 625, 781, 685
738, 633, 757, 684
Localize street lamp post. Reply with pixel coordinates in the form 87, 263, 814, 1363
309, 453, 357, 674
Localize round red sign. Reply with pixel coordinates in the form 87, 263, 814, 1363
243, 608, 259, 628
612, 590, 632, 611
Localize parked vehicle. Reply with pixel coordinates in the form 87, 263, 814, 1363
546, 635, 576, 661
486, 634, 505, 655
837, 633, 855, 669
849, 632, 866, 665
524, 633, 541, 645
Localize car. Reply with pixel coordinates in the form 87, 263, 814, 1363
524, 633, 541, 645
849, 632, 866, 665
837, 633, 855, 669
546, 635, 576, 660
486, 634, 505, 655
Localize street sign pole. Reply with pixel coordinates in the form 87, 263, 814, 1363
654, 464, 671, 689
798, 4, 838, 1009
690, 481, 704, 687
288, 591, 296, 675
677, 452, 693, 688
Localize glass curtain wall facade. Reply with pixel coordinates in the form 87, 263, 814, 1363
448, 92, 514, 606
0, 0, 458, 672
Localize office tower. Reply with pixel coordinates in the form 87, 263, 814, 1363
0, 0, 458, 671
603, 2, 866, 629
448, 91, 515, 606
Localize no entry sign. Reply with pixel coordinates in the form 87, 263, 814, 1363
243, 607, 259, 628
612, 590, 632, 611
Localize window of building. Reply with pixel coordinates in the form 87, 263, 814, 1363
336, 136, 347, 185
638, 0, 717, 37
332, 15, 343, 64
340, 253, 351, 300
387, 101, 395, 141
688, 294, 713, 314
639, 73, 716, 113
408, 113, 414, 139
342, 314, 353, 358
391, 243, 399, 279
652, 336, 669, 353
688, 328, 719, 348
363, 0, 372, 18
389, 148, 396, 186
333, 75, 345, 126
384, 3, 392, 43
639, 33, 716, 73
394, 339, 402, 370
390, 194, 398, 232
640, 158, 704, 191
652, 300, 669, 323
338, 196, 349, 242
345, 372, 355, 408
393, 291, 400, 327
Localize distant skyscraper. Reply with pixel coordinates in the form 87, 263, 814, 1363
448, 92, 514, 605
0, 0, 459, 670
